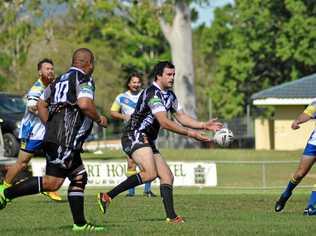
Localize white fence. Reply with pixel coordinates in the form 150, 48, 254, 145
214, 160, 315, 189
2, 159, 315, 190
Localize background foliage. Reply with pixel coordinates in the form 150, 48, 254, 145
1, 0, 316, 120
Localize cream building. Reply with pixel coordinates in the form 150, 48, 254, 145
252, 74, 316, 150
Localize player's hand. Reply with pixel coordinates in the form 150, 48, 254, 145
28, 105, 38, 114
291, 120, 300, 130
187, 129, 211, 142
97, 115, 108, 128
202, 118, 223, 132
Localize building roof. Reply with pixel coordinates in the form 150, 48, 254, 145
252, 73, 316, 105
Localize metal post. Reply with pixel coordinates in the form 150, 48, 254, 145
262, 162, 267, 188
0, 119, 5, 159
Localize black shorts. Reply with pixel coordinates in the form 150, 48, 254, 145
121, 132, 159, 157
44, 142, 84, 178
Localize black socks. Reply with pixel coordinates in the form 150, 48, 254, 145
108, 173, 143, 199
160, 184, 177, 219
4, 176, 43, 200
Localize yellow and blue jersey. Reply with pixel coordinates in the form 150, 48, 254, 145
303, 101, 316, 154
111, 90, 142, 117
304, 101, 316, 119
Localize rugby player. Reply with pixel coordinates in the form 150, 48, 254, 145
0, 48, 107, 232
275, 101, 316, 215
110, 73, 156, 197
1, 58, 61, 201
98, 61, 223, 224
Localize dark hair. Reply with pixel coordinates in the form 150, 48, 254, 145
153, 61, 175, 81
125, 72, 143, 89
37, 58, 54, 71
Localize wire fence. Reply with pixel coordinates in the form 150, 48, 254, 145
214, 160, 315, 189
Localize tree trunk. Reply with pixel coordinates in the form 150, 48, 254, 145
159, 1, 199, 148
159, 1, 196, 118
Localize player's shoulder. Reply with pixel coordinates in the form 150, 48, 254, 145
121, 91, 130, 98
32, 79, 45, 89
113, 91, 126, 101
146, 84, 161, 96
28, 79, 45, 95
65, 67, 92, 84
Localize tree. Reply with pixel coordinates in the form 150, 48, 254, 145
67, 0, 205, 118
158, 0, 197, 117
64, 0, 170, 84
202, 0, 316, 119
0, 1, 33, 92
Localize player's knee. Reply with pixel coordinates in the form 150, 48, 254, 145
69, 172, 88, 191
169, 174, 174, 184
160, 173, 174, 185
141, 170, 157, 182
294, 172, 305, 180
18, 161, 28, 170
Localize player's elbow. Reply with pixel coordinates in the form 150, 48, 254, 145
110, 111, 119, 120
78, 98, 92, 111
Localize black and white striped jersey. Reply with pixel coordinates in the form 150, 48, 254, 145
123, 81, 182, 141
41, 67, 95, 150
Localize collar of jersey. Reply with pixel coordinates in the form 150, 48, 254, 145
37, 78, 46, 88
69, 66, 86, 74
126, 90, 142, 96
153, 81, 168, 94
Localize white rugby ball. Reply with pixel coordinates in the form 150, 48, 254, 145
214, 128, 234, 147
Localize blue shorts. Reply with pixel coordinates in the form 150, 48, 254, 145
303, 143, 316, 157
20, 139, 43, 153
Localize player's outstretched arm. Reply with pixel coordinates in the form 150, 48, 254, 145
78, 97, 108, 127
155, 111, 210, 142
291, 113, 311, 130
110, 111, 130, 121
174, 111, 223, 131
292, 102, 316, 129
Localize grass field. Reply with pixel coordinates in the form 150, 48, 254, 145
81, 148, 304, 161
1, 188, 316, 236
81, 149, 316, 188
2, 149, 316, 235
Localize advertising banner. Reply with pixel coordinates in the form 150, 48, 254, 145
31, 159, 217, 187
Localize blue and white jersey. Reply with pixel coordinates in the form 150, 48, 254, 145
110, 90, 142, 117
18, 79, 46, 141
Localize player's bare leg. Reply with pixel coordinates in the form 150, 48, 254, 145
154, 154, 184, 224
98, 147, 157, 214
0, 174, 63, 210
4, 150, 33, 186
2, 150, 62, 201
126, 158, 137, 196
275, 156, 315, 212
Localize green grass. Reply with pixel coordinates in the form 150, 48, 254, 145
3, 149, 314, 235
80, 148, 303, 161
80, 149, 315, 189
1, 188, 315, 236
